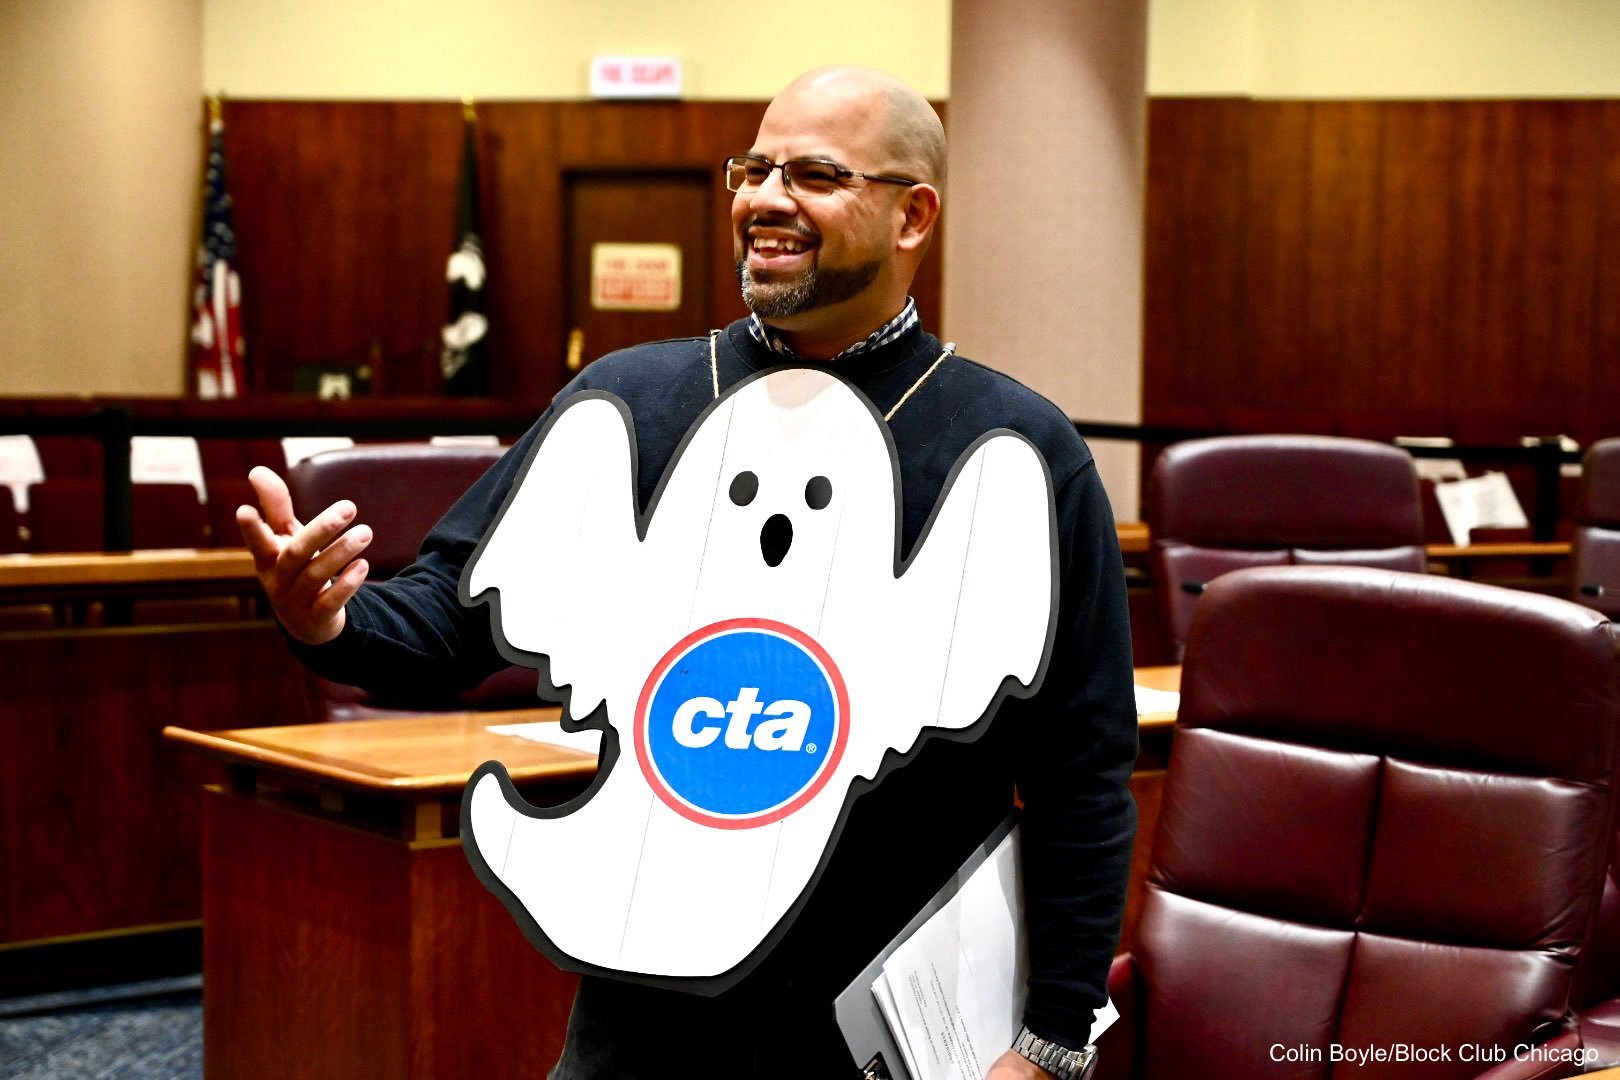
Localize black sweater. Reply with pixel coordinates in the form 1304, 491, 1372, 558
295, 318, 1137, 1073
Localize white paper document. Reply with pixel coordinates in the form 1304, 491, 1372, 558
872, 827, 1117, 1080
131, 436, 208, 502
1433, 471, 1529, 546
484, 720, 602, 757
0, 434, 44, 512
1133, 684, 1181, 716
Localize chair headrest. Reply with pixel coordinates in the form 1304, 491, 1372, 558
1181, 565, 1619, 782
1149, 435, 1423, 548
1578, 438, 1620, 526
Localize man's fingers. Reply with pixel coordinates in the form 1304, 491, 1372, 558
310, 558, 369, 624
281, 500, 358, 569
247, 466, 301, 535
305, 524, 373, 586
236, 504, 284, 572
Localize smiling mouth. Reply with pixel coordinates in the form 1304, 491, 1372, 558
751, 236, 812, 256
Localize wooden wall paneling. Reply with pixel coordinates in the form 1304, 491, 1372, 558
1371, 102, 1455, 420
480, 102, 561, 404
1447, 102, 1528, 438
1596, 102, 1620, 445
1142, 99, 1249, 428
1242, 102, 1313, 417
0, 623, 311, 944
1303, 103, 1382, 417
1521, 102, 1602, 437
227, 101, 465, 397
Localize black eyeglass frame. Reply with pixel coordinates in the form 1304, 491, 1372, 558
723, 154, 920, 196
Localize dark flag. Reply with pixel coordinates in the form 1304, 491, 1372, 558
191, 97, 246, 398
441, 101, 490, 395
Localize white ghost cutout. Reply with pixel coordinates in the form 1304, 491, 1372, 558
459, 366, 1057, 992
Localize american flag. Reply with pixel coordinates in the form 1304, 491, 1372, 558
191, 110, 245, 398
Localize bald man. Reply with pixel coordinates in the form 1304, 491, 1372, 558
241, 67, 1134, 1079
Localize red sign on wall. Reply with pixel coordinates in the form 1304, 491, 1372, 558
591, 243, 682, 311
590, 56, 684, 99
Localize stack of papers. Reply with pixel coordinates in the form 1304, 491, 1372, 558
869, 827, 1117, 1079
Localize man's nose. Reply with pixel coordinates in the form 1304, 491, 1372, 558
749, 166, 798, 212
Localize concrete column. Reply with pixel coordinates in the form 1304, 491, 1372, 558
944, 0, 1148, 519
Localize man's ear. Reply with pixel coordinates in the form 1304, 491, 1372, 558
895, 183, 941, 253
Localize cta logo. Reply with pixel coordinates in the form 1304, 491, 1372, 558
634, 618, 848, 829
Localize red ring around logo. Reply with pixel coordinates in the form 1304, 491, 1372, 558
633, 617, 849, 830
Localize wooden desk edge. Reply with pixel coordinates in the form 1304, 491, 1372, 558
161, 722, 597, 795
0, 548, 257, 588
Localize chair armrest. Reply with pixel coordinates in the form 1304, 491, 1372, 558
1094, 953, 1139, 1080
1472, 1029, 1590, 1080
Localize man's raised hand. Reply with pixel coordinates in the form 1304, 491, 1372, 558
236, 465, 372, 645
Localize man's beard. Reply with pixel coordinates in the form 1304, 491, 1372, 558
735, 258, 881, 318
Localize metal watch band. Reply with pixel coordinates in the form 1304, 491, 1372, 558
1012, 1025, 1097, 1080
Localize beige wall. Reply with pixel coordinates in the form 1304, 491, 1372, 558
1149, 0, 1620, 97
0, 0, 203, 396
203, 0, 952, 100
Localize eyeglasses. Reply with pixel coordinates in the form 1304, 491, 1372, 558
723, 154, 919, 198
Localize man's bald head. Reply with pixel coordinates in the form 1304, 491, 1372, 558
775, 66, 946, 187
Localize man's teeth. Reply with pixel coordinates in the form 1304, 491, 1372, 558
753, 237, 809, 254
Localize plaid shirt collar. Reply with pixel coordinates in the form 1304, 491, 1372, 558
746, 298, 919, 361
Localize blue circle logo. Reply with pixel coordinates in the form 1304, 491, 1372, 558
634, 619, 848, 829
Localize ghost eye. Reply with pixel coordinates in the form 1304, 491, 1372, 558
729, 471, 759, 506
805, 476, 832, 510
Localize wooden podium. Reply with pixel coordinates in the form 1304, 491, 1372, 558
165, 711, 595, 1079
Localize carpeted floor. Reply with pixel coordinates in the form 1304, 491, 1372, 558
0, 976, 202, 1079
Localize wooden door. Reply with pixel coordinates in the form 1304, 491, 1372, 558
564, 171, 716, 373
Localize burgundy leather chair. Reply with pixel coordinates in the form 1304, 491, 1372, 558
1572, 438, 1620, 620
1147, 435, 1426, 660
26, 479, 209, 551
1100, 566, 1620, 1080
286, 443, 536, 721
0, 489, 23, 553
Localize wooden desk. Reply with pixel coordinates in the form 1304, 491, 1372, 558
1116, 521, 1149, 555
163, 710, 593, 1079
0, 548, 255, 590
0, 548, 260, 617
1134, 664, 1181, 731
167, 671, 1182, 1076
1110, 524, 1573, 567
1424, 541, 1570, 560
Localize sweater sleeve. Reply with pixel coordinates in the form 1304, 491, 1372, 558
1014, 458, 1139, 1048
287, 412, 551, 700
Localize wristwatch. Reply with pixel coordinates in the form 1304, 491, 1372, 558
1012, 1025, 1097, 1080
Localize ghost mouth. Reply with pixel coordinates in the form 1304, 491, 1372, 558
760, 513, 793, 567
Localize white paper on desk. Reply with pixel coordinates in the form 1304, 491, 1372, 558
0, 435, 44, 512
1433, 471, 1529, 546
1134, 685, 1181, 716
484, 720, 602, 757
429, 434, 501, 447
